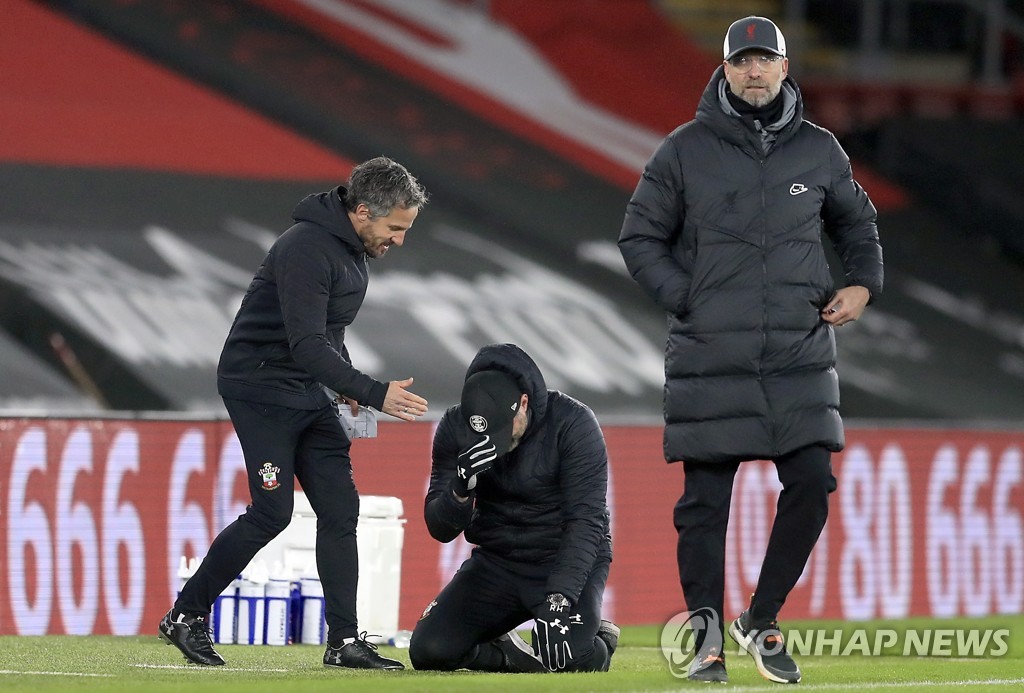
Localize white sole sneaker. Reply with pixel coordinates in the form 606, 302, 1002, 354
728, 617, 800, 684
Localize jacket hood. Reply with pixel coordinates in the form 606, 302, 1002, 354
291, 186, 365, 255
465, 343, 548, 425
695, 65, 804, 152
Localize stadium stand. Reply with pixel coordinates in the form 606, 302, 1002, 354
2, 0, 1022, 420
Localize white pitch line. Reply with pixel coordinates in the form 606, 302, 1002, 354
716, 678, 1024, 692
131, 663, 290, 672
0, 670, 114, 678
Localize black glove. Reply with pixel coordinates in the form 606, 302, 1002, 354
452, 435, 497, 496
533, 592, 580, 671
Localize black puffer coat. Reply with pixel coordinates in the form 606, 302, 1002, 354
424, 343, 612, 603
618, 68, 883, 464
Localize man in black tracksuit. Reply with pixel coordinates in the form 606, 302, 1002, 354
409, 343, 618, 673
618, 17, 883, 685
159, 157, 429, 670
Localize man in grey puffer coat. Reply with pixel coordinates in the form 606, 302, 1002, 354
618, 16, 883, 685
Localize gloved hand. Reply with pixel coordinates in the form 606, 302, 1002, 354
533, 592, 580, 671
452, 435, 497, 496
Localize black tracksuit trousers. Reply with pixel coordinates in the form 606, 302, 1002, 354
175, 398, 361, 641
410, 551, 611, 673
674, 444, 836, 637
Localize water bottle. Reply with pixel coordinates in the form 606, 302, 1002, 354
176, 555, 191, 597
211, 578, 239, 644
236, 574, 266, 645
389, 630, 413, 649
264, 577, 291, 646
289, 581, 303, 644
299, 577, 326, 645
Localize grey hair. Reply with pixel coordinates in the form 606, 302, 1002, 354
344, 156, 428, 218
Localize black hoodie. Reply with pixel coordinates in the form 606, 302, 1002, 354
217, 187, 388, 410
424, 343, 612, 603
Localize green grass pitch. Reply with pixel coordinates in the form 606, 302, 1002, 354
1, 616, 1022, 692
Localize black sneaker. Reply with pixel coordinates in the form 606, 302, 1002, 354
687, 647, 727, 683
597, 619, 620, 656
493, 630, 547, 673
729, 610, 801, 683
324, 633, 405, 670
158, 609, 225, 666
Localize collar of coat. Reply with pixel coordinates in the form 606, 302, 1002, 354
696, 66, 804, 155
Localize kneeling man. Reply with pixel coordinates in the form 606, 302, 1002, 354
410, 343, 617, 673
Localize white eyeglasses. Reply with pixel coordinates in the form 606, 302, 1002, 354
728, 54, 783, 73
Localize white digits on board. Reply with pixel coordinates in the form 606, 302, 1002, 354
56, 427, 99, 634
103, 430, 146, 634
8, 428, 53, 634
166, 430, 211, 604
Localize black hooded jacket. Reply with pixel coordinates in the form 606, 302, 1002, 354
618, 68, 883, 464
424, 344, 612, 603
217, 187, 389, 410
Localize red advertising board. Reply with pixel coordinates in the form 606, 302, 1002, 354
0, 418, 1021, 635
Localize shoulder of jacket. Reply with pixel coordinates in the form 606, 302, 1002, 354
548, 392, 599, 430
277, 221, 330, 247
434, 406, 462, 442
794, 118, 838, 143
280, 223, 359, 263
664, 119, 709, 145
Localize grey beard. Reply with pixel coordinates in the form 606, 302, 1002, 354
740, 85, 779, 107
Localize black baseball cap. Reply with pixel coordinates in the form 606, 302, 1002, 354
460, 370, 522, 456
723, 16, 787, 60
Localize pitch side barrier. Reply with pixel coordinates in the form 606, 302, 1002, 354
0, 415, 1020, 635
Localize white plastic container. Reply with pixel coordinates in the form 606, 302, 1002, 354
252, 493, 407, 641
356, 497, 406, 639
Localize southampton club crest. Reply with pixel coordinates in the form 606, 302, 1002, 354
420, 599, 438, 621
260, 462, 281, 491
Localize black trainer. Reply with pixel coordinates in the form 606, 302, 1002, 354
597, 619, 621, 657
493, 630, 547, 672
324, 633, 404, 670
158, 609, 225, 666
687, 647, 728, 683
729, 610, 801, 683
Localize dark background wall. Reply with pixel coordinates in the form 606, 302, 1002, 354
1, 0, 1022, 421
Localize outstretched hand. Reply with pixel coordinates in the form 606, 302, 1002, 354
382, 378, 428, 421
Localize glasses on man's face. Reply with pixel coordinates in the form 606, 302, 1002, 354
728, 54, 783, 73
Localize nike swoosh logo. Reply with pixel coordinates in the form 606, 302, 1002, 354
790, 184, 808, 195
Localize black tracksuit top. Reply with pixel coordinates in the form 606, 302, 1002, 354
217, 187, 388, 411
424, 343, 613, 604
